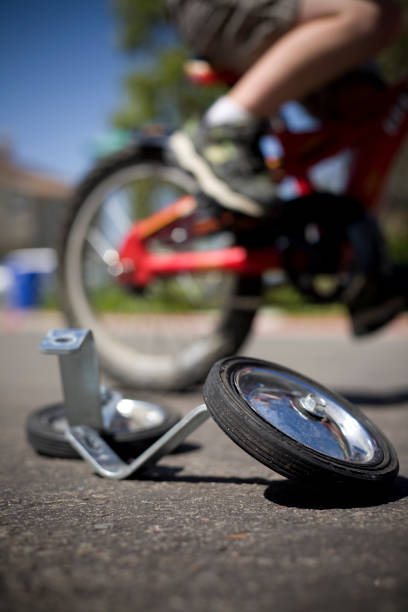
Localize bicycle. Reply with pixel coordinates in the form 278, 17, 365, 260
58, 63, 408, 391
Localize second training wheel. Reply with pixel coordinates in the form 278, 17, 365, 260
203, 356, 399, 491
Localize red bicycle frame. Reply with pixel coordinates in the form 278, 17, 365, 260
118, 75, 408, 289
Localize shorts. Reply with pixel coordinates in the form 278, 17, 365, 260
166, 0, 299, 73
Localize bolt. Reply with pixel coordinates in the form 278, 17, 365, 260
299, 393, 327, 418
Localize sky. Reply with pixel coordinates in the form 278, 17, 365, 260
0, 0, 138, 184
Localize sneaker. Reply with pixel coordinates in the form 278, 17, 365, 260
347, 266, 408, 336
168, 119, 278, 217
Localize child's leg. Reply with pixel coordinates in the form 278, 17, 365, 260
169, 0, 402, 215
229, 0, 402, 117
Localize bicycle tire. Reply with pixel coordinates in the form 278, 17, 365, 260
58, 140, 262, 391
203, 357, 399, 491
26, 402, 180, 459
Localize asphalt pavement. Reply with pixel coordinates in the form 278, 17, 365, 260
1, 310, 407, 612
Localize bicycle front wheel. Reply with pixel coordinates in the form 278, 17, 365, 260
59, 142, 262, 390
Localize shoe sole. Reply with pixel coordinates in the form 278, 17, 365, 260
352, 295, 406, 336
169, 131, 264, 217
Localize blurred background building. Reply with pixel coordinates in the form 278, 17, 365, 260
0, 142, 71, 257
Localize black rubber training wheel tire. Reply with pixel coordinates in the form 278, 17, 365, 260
25, 403, 180, 459
203, 357, 399, 491
58, 139, 261, 391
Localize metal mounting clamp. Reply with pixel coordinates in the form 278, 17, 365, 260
39, 328, 210, 479
40, 329, 103, 429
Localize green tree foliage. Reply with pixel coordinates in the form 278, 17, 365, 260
114, 0, 164, 49
379, 0, 408, 79
112, 0, 225, 129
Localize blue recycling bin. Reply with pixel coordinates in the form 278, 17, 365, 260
4, 249, 57, 309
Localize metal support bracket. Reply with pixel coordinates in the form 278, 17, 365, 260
40, 329, 103, 429
39, 328, 211, 479
66, 404, 210, 479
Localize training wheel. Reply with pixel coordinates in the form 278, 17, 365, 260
203, 357, 399, 491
